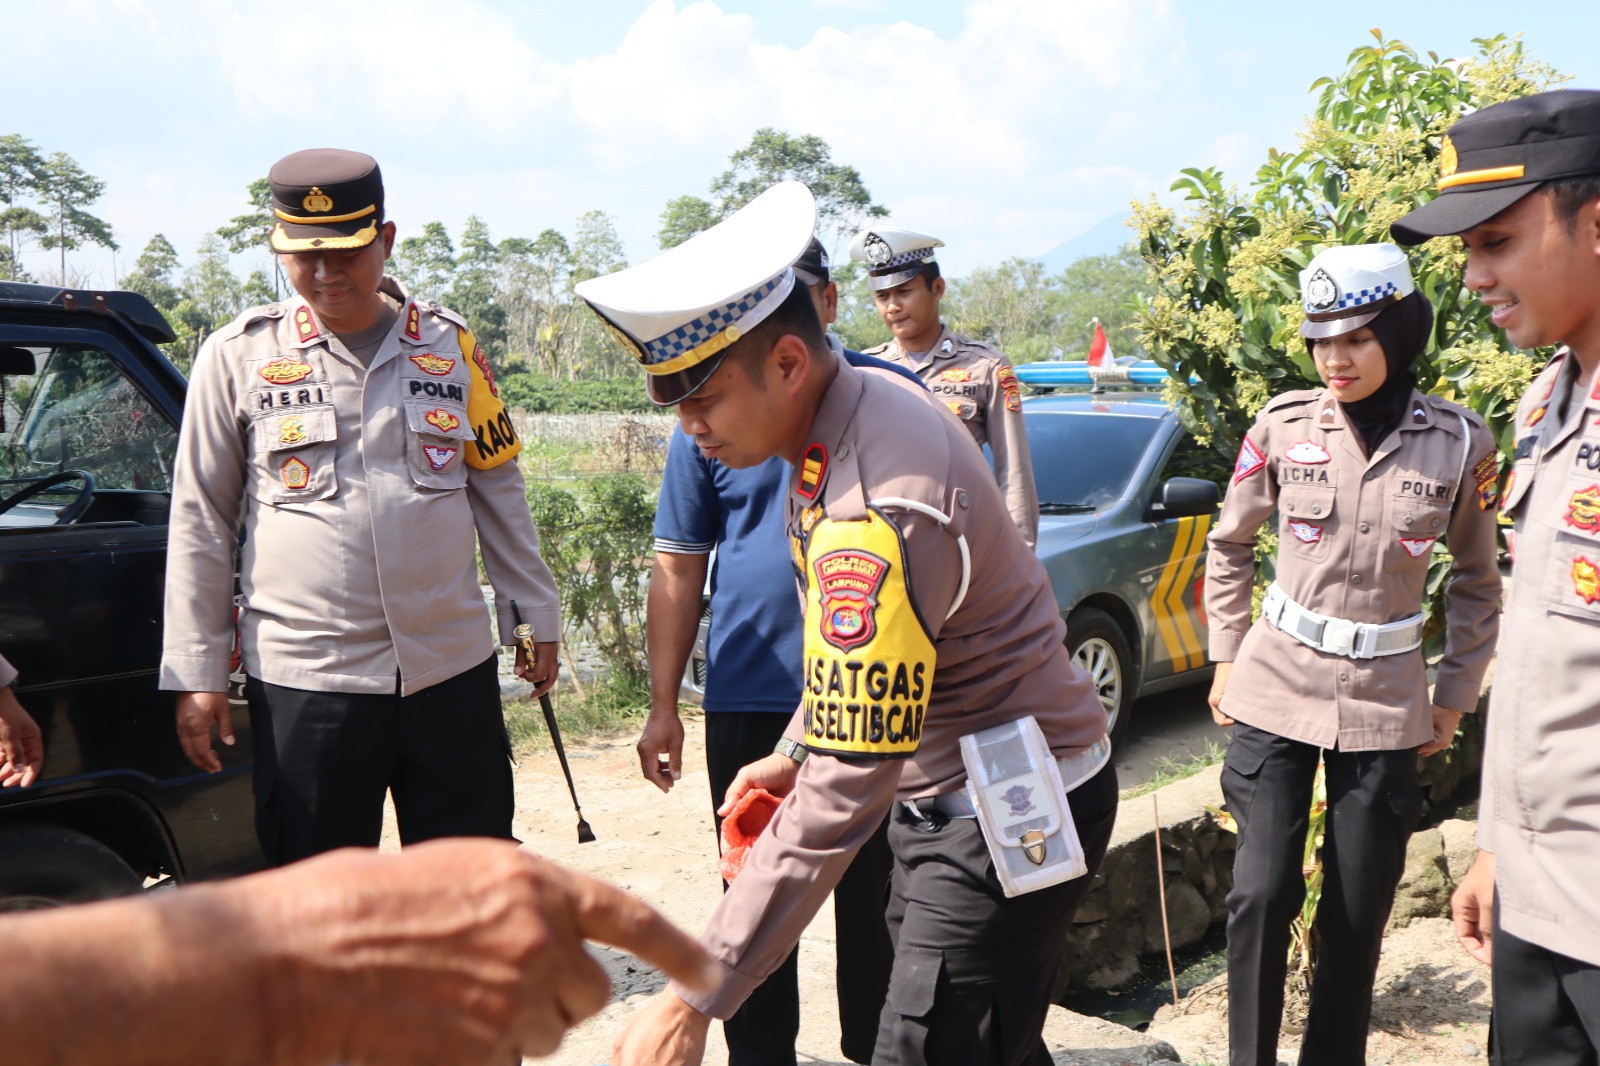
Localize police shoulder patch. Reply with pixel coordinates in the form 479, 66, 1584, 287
798, 507, 936, 760
1233, 436, 1267, 483
458, 327, 521, 470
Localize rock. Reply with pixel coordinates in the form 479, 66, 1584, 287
1388, 828, 1452, 929
1143, 879, 1211, 952
1439, 818, 1480, 884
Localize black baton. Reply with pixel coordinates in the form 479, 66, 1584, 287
510, 602, 595, 843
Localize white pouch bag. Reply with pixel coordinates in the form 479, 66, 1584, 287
960, 715, 1087, 898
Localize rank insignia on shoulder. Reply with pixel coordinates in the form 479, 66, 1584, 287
425, 408, 461, 433
941, 338, 954, 354
998, 365, 1021, 413
1566, 485, 1600, 533
797, 443, 827, 500
1284, 440, 1330, 464
1398, 535, 1437, 558
1529, 406, 1548, 429
278, 416, 307, 447
260, 356, 314, 385
280, 456, 311, 490
1574, 555, 1600, 605
1288, 521, 1322, 544
294, 307, 319, 343
1413, 404, 1429, 424
405, 304, 422, 341
1501, 471, 1517, 513
423, 444, 458, 471
1234, 437, 1266, 482
1319, 400, 1337, 425
941, 368, 971, 382
409, 353, 456, 376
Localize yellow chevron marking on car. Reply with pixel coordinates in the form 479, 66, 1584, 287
1151, 515, 1211, 672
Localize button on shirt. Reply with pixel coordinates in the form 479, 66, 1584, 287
1483, 350, 1600, 967
160, 277, 560, 697
1205, 388, 1501, 751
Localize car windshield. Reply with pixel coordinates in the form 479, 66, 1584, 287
1025, 410, 1162, 509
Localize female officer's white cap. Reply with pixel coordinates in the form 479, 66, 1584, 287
847, 227, 944, 290
1299, 243, 1417, 340
575, 181, 818, 406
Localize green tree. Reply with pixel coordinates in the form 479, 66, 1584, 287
946, 258, 1059, 362
120, 234, 184, 312
165, 234, 246, 372
36, 151, 116, 281
215, 177, 283, 297
391, 221, 456, 300
447, 215, 506, 353
1052, 249, 1152, 360
658, 128, 888, 249
0, 134, 46, 280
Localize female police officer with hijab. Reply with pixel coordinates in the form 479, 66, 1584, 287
1204, 243, 1502, 1066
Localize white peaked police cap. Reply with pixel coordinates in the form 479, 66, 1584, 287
1299, 243, 1417, 340
848, 226, 944, 290
574, 181, 819, 406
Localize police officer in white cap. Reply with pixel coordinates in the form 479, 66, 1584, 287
848, 227, 1040, 548
589, 183, 1115, 1066
1204, 244, 1501, 1065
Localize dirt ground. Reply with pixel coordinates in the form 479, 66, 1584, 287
381, 712, 1491, 1065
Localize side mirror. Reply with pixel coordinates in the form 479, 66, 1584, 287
1160, 477, 1221, 518
0, 346, 36, 376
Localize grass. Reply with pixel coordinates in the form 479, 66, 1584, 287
1119, 739, 1228, 800
503, 673, 652, 756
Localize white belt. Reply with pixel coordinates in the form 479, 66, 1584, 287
1261, 582, 1423, 660
904, 734, 1112, 821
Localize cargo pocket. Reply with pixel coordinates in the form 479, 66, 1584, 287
1220, 732, 1269, 830
880, 951, 942, 1065
250, 404, 338, 505
1278, 485, 1335, 562
403, 399, 474, 490
1386, 495, 1451, 572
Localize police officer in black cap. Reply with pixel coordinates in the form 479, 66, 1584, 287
1393, 89, 1600, 1065
162, 149, 561, 864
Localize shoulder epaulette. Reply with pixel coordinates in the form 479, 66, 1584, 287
861, 340, 892, 356
1425, 393, 1488, 430
1262, 389, 1321, 414
216, 302, 287, 344
949, 333, 1003, 359
423, 300, 470, 332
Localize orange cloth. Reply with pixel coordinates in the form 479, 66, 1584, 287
718, 788, 783, 883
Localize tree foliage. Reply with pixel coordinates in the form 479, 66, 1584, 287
0, 134, 47, 280
36, 151, 116, 281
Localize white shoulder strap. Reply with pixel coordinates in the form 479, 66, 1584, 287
870, 496, 970, 619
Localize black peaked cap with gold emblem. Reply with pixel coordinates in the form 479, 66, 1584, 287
268, 149, 384, 252
1392, 90, 1600, 245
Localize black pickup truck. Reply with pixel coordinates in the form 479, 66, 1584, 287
0, 281, 263, 909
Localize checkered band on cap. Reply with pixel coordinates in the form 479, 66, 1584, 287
878, 248, 936, 271
642, 274, 787, 367
1332, 280, 1399, 311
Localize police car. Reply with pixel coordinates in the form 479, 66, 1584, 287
1016, 359, 1223, 743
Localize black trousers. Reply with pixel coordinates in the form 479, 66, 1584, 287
1492, 907, 1600, 1065
706, 712, 895, 1066
246, 656, 515, 866
872, 760, 1119, 1066
1220, 724, 1423, 1066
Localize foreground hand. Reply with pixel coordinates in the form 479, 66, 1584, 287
175, 691, 234, 773
251, 840, 719, 1065
514, 641, 560, 700
1418, 704, 1463, 757
0, 686, 44, 788
718, 752, 801, 818
1451, 850, 1496, 965
611, 989, 712, 1066
1208, 662, 1235, 727
637, 711, 685, 793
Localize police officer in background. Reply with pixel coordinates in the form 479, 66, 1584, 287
161, 149, 561, 864
848, 227, 1040, 548
1205, 244, 1501, 1065
595, 182, 1115, 1066
1391, 89, 1600, 1064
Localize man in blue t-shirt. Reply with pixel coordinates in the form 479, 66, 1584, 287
642, 238, 921, 1066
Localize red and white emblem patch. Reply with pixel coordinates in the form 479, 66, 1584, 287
1287, 521, 1323, 544
814, 548, 889, 653
422, 445, 458, 471
1234, 436, 1266, 483
1284, 440, 1331, 464
280, 456, 311, 491
1398, 535, 1437, 558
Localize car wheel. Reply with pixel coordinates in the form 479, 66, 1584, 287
0, 825, 143, 912
1067, 607, 1134, 746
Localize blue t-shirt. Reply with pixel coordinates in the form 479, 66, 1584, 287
651, 348, 923, 713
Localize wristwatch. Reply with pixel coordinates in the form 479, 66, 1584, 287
773, 737, 809, 765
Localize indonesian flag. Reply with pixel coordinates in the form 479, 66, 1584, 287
1087, 318, 1112, 367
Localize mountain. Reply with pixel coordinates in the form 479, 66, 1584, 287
1036, 212, 1135, 274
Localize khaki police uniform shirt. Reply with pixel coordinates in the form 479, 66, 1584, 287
1206, 388, 1501, 751
865, 326, 1040, 548
160, 277, 559, 697
1483, 350, 1600, 966
673, 358, 1107, 1019
0, 653, 15, 690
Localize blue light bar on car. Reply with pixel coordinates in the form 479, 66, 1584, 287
1013, 360, 1193, 388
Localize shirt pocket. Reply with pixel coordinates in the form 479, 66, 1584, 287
940, 397, 978, 422
1538, 472, 1600, 624
403, 399, 475, 490
1385, 492, 1452, 572
250, 404, 338, 505
1278, 484, 1336, 562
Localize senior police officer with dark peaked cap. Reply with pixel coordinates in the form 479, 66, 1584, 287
1206, 243, 1501, 1066
847, 227, 1041, 548
594, 181, 1116, 1066
1391, 89, 1600, 1065
161, 149, 561, 864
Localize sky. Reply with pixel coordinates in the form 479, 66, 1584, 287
4, 0, 1597, 288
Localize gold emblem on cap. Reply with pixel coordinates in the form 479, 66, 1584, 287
302, 187, 334, 213
1439, 136, 1458, 179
